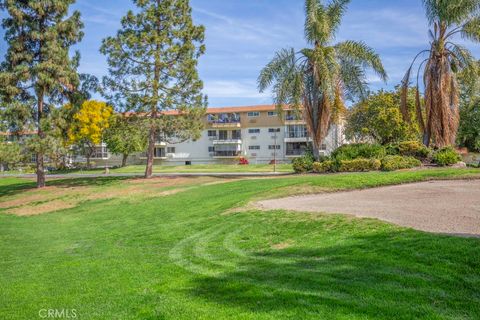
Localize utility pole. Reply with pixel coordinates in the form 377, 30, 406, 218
273, 129, 277, 173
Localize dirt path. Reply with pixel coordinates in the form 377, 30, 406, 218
256, 180, 480, 237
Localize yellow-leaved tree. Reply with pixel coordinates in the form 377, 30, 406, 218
68, 100, 113, 167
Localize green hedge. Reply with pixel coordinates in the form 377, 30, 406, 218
433, 147, 461, 166
339, 158, 381, 172
331, 143, 386, 161
386, 141, 431, 159
292, 156, 314, 173
381, 155, 421, 171
312, 160, 336, 173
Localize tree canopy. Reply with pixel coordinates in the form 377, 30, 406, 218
104, 114, 148, 167
101, 0, 207, 178
345, 89, 421, 145
258, 0, 387, 158
0, 0, 84, 187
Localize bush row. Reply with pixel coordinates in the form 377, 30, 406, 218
293, 142, 462, 174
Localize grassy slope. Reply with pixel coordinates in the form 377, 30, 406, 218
1, 169, 480, 319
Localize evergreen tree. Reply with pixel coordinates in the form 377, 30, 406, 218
0, 0, 84, 187
101, 0, 207, 178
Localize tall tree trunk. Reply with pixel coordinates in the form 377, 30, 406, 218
146, 11, 161, 179
36, 91, 46, 188
122, 153, 128, 167
312, 143, 320, 160
145, 124, 156, 178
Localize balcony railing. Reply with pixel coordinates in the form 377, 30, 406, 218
286, 132, 308, 139
213, 151, 241, 157
209, 118, 241, 124
286, 149, 306, 156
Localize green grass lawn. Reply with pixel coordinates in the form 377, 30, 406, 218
1, 168, 480, 319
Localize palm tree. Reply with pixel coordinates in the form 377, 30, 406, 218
401, 0, 480, 147
258, 0, 387, 158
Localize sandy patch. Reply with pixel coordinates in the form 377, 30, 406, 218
256, 180, 480, 237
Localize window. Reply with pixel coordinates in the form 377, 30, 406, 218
247, 111, 260, 117
269, 128, 281, 133
268, 145, 281, 150
208, 146, 215, 152
232, 130, 242, 140
286, 125, 308, 138
267, 111, 278, 117
218, 130, 228, 140
248, 128, 260, 134
154, 148, 165, 158
321, 144, 327, 151
249, 146, 260, 150
91, 146, 109, 159
167, 147, 176, 154
207, 130, 217, 137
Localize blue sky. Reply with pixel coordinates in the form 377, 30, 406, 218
1, 0, 479, 107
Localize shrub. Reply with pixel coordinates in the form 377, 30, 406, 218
433, 147, 462, 166
339, 158, 381, 172
381, 155, 421, 171
312, 160, 336, 173
292, 156, 314, 173
397, 141, 431, 159
238, 157, 249, 165
331, 143, 386, 161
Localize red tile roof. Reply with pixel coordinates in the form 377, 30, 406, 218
123, 104, 293, 116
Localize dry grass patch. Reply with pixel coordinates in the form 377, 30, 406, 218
0, 176, 233, 216
271, 240, 295, 250
6, 200, 77, 216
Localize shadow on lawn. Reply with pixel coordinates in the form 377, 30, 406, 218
188, 231, 480, 319
0, 176, 131, 198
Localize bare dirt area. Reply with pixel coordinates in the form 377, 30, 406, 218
256, 180, 480, 237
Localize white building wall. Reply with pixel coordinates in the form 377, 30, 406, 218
86, 108, 346, 167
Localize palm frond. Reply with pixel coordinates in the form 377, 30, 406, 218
461, 16, 480, 42
334, 40, 387, 81
338, 58, 367, 101
257, 48, 298, 93
447, 43, 476, 70
422, 0, 480, 25
326, 0, 350, 37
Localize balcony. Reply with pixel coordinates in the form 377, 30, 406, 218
285, 149, 306, 157
213, 151, 242, 158
210, 119, 241, 128
284, 114, 305, 125
284, 131, 309, 143
208, 113, 241, 128
213, 139, 242, 145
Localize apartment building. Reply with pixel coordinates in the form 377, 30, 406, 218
88, 105, 345, 166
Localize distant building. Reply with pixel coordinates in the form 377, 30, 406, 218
84, 104, 345, 167
1, 105, 346, 167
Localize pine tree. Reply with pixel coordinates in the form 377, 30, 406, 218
101, 0, 207, 178
0, 0, 84, 187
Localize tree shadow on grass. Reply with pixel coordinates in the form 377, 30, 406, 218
0, 176, 131, 199
187, 231, 480, 319
48, 176, 131, 188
